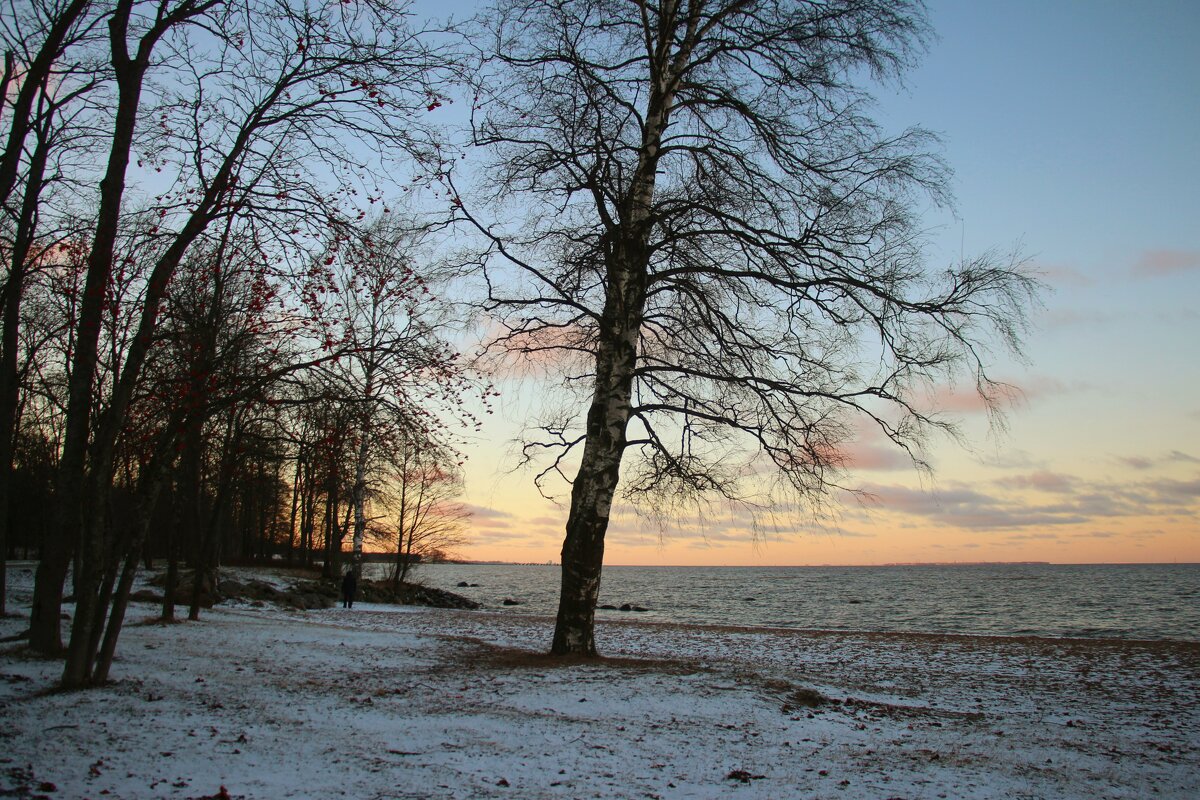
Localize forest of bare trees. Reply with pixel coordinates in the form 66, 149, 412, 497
2, 0, 1041, 681
1, 0, 480, 687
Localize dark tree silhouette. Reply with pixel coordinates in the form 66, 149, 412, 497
11, 0, 460, 686
0, 0, 97, 618
318, 220, 475, 579
387, 439, 468, 587
463, 0, 1040, 655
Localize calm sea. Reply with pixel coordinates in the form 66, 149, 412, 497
384, 562, 1200, 642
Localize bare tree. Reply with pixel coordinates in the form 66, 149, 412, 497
21, 0, 459, 686
387, 438, 468, 586
319, 220, 470, 581
463, 0, 1040, 655
0, 0, 99, 617
0, 0, 94, 209
148, 222, 286, 622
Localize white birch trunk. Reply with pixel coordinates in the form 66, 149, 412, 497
551, 16, 693, 655
351, 364, 376, 578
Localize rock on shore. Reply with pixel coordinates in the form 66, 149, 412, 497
144, 571, 479, 611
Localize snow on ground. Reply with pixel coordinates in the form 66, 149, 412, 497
1, 563, 1197, 799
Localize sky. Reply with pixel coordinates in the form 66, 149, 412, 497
420, 0, 1200, 566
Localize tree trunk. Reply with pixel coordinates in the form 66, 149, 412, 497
83, 519, 127, 672
338, 502, 351, 575
286, 452, 302, 565
60, 0, 240, 686
399, 530, 417, 586
163, 415, 202, 622
93, 547, 140, 683
551, 244, 646, 654
49, 0, 161, 673
321, 478, 340, 579
301, 460, 315, 569
28, 554, 69, 653
550, 330, 639, 655
0, 94, 53, 618
189, 413, 238, 621
548, 57, 675, 653
351, 421, 371, 578
162, 538, 179, 622
52, 0, 151, 672
394, 524, 409, 589
95, 434, 177, 682
392, 449, 411, 590
547, 70, 669, 654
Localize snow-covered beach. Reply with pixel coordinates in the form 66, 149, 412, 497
2, 565, 1197, 799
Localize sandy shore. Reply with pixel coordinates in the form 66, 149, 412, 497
2, 567, 1197, 799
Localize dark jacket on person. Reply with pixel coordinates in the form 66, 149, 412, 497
341, 571, 357, 599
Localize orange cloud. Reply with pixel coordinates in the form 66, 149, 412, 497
1034, 262, 1095, 288
1132, 250, 1200, 277
838, 418, 916, 471
850, 466, 1200, 534
477, 319, 594, 378
462, 503, 517, 522
995, 470, 1075, 493
1119, 456, 1156, 470
930, 375, 1073, 415
841, 441, 913, 471
1117, 451, 1200, 470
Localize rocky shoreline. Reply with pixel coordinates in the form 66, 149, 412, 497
132, 570, 481, 612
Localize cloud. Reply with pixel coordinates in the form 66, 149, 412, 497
467, 525, 551, 545
929, 375, 1074, 416
1017, 375, 1081, 403
1116, 450, 1200, 470
995, 470, 1075, 493
462, 503, 523, 532
1118, 456, 1155, 470
975, 449, 1045, 470
476, 319, 595, 379
1148, 477, 1200, 504
850, 482, 1085, 530
598, 498, 827, 549
1132, 250, 1200, 278
462, 503, 517, 522
841, 440, 913, 471
928, 385, 997, 414
851, 467, 1200, 533
1035, 263, 1095, 289
1003, 532, 1062, 541
839, 419, 915, 472
1071, 530, 1119, 539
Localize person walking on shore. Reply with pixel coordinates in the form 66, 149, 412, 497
341, 569, 357, 609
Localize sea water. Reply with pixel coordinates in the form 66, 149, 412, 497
387, 562, 1199, 642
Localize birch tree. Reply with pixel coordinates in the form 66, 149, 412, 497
464, 0, 1040, 655
322, 220, 475, 580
